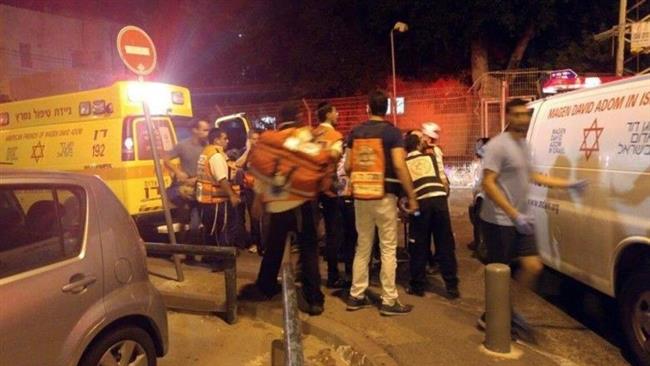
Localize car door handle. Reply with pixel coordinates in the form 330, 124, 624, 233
62, 274, 97, 294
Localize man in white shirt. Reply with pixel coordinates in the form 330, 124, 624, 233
313, 101, 348, 288
196, 128, 241, 247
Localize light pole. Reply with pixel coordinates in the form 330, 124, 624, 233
390, 21, 408, 125
615, 0, 627, 76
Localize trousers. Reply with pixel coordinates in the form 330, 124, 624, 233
256, 201, 324, 305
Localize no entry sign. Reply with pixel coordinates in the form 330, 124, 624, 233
117, 26, 157, 76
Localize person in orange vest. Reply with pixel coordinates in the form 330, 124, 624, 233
196, 127, 241, 248
313, 101, 348, 288
243, 102, 326, 316
344, 89, 419, 316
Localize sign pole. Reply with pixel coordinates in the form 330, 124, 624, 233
139, 75, 184, 282
118, 25, 183, 282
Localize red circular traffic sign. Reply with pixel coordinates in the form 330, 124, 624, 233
117, 26, 157, 76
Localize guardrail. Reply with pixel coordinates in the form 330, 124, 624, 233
272, 264, 304, 366
281, 265, 304, 365
144, 242, 238, 324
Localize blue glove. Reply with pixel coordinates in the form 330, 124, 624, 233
513, 213, 535, 235
568, 179, 589, 194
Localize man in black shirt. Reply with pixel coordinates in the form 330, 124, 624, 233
344, 90, 418, 316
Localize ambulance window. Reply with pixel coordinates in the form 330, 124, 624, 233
217, 117, 248, 151
135, 119, 176, 160
0, 185, 85, 279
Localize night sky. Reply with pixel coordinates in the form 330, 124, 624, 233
1, 0, 625, 99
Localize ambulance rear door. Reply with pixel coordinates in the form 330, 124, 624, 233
215, 113, 251, 152
124, 116, 177, 215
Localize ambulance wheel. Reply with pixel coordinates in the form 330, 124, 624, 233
619, 271, 650, 366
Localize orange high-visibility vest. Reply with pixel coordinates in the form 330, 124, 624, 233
196, 145, 240, 204
350, 137, 386, 199
313, 124, 343, 197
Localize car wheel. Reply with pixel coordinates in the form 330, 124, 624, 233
79, 326, 157, 366
620, 272, 650, 366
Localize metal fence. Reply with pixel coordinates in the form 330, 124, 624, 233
200, 70, 550, 186
145, 242, 238, 324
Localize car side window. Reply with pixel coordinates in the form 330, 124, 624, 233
0, 185, 86, 279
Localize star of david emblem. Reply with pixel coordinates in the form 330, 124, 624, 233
579, 119, 604, 161
31, 141, 45, 163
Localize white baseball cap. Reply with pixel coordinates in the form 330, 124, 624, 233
421, 122, 441, 139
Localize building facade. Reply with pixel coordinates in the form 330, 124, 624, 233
0, 4, 128, 100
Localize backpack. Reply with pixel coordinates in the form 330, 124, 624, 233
247, 127, 334, 200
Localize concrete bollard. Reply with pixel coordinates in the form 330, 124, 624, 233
484, 263, 511, 353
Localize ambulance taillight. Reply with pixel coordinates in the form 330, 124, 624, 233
0, 112, 9, 127
122, 117, 135, 161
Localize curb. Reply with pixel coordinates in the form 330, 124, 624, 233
239, 300, 399, 366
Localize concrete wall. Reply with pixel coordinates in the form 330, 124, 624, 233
0, 4, 127, 99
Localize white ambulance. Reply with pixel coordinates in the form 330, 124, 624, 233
527, 74, 649, 364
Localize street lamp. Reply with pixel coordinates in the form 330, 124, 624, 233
390, 21, 408, 125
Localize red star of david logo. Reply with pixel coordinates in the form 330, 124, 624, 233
579, 119, 604, 161
31, 141, 45, 163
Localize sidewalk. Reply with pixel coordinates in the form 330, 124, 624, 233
147, 189, 629, 365
148, 249, 627, 366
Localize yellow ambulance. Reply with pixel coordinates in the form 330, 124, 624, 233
0, 81, 192, 241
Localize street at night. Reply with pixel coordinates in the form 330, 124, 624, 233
147, 189, 633, 366
0, 1, 648, 366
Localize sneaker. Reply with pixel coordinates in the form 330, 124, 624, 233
379, 300, 413, 316
477, 312, 533, 333
308, 304, 324, 316
511, 311, 532, 332
247, 246, 258, 254
446, 286, 460, 299
326, 278, 351, 289
238, 283, 280, 302
298, 300, 324, 316
346, 295, 373, 311
405, 286, 425, 297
